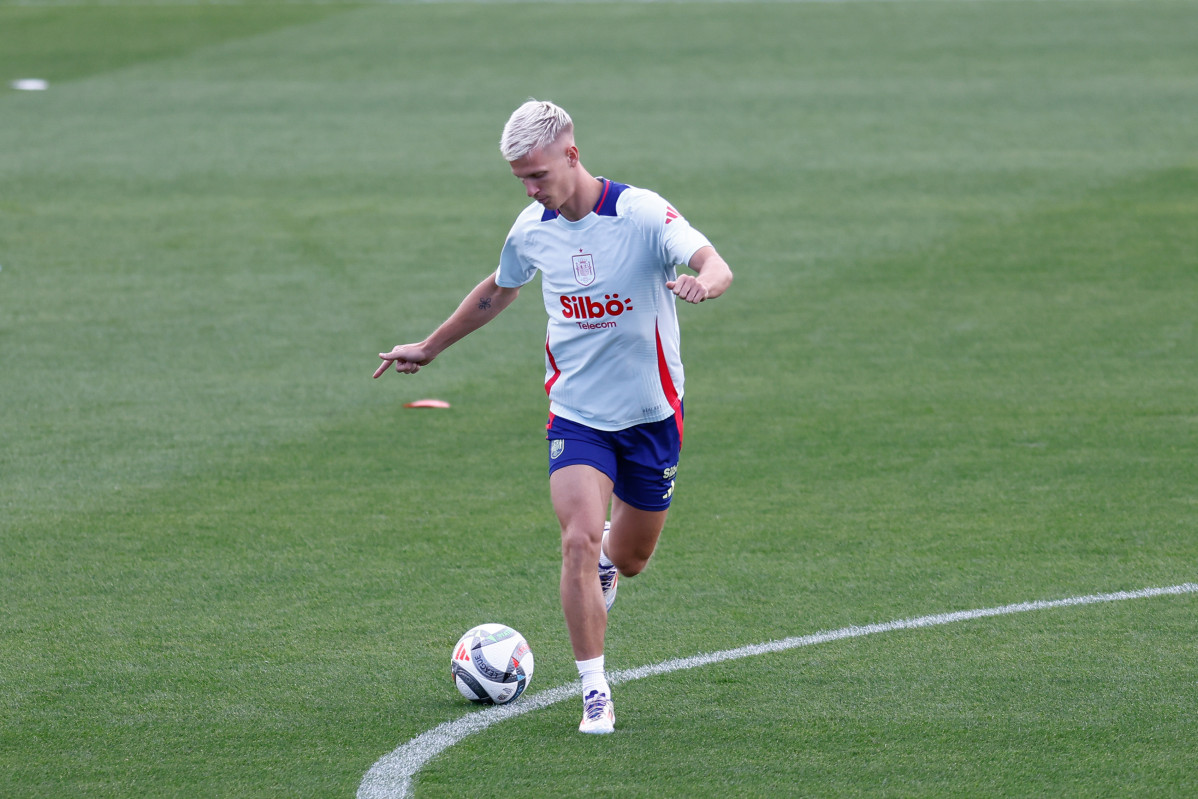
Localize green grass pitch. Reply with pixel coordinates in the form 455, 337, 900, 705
2, 1, 1196, 797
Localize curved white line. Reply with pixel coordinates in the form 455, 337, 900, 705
358, 582, 1198, 799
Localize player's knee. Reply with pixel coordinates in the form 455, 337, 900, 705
560, 524, 601, 566
617, 559, 646, 578
612, 549, 651, 578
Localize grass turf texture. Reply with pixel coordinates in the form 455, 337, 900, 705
2, 1, 1196, 797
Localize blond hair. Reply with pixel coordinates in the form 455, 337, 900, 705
499, 99, 574, 161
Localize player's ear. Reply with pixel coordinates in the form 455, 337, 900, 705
565, 144, 580, 166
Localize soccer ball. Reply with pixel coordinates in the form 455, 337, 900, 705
450, 623, 534, 704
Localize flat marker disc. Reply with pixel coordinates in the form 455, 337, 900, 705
403, 399, 451, 409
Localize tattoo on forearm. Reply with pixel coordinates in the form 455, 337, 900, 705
478, 297, 493, 311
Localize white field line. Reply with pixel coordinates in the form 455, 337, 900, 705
358, 582, 1198, 799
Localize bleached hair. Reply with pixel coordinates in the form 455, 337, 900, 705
500, 99, 574, 162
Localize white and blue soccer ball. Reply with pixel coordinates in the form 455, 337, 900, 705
450, 623, 534, 704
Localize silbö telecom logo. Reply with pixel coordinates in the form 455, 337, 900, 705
560, 293, 632, 330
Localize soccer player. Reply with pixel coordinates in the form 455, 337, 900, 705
374, 99, 733, 733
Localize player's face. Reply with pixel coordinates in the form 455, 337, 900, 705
509, 140, 577, 212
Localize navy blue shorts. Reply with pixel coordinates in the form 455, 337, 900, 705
547, 411, 683, 512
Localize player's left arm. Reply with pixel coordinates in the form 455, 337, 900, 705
667, 246, 733, 304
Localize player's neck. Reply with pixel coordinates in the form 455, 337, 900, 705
558, 172, 603, 222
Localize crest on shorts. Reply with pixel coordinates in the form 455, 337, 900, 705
572, 251, 595, 286
550, 439, 566, 460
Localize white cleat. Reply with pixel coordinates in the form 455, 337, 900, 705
599, 522, 618, 613
578, 690, 615, 734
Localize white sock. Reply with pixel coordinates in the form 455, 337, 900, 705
599, 525, 614, 569
576, 656, 609, 697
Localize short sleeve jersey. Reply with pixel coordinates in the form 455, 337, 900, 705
495, 179, 712, 431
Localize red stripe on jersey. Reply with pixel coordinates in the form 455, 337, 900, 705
654, 325, 684, 444
545, 336, 562, 395
592, 179, 611, 214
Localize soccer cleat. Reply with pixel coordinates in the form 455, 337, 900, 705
579, 689, 615, 734
598, 521, 618, 612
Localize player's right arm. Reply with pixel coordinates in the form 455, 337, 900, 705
374, 273, 520, 378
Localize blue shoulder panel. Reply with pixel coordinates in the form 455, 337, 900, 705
539, 179, 628, 222
594, 179, 628, 217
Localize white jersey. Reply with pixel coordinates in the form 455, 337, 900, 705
495, 179, 712, 431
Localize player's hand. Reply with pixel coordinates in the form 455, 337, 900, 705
374, 343, 433, 378
666, 274, 709, 304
